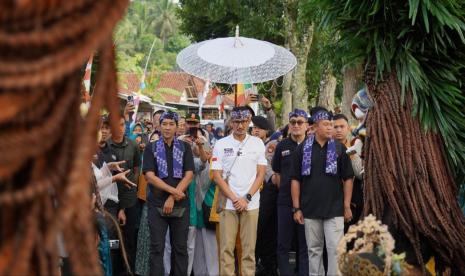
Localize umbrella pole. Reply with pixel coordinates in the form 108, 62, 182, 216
234, 84, 237, 106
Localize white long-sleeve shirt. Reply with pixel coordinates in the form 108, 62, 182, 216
92, 162, 119, 205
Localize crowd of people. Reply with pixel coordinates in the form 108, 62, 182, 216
83, 93, 370, 276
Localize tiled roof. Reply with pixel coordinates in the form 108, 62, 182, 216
118, 72, 234, 107
118, 73, 140, 94
157, 72, 193, 94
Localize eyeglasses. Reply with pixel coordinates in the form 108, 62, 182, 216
289, 120, 305, 126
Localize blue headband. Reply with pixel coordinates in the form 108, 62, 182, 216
231, 110, 251, 120
311, 110, 331, 123
159, 111, 179, 124
289, 109, 308, 119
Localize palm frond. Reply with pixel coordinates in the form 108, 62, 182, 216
321, 0, 465, 184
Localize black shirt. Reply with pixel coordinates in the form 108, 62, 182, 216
142, 139, 195, 208
108, 137, 141, 209
291, 138, 354, 219
272, 137, 302, 206
95, 141, 117, 168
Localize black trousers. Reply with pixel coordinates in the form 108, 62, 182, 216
148, 202, 189, 276
122, 201, 141, 274
344, 178, 364, 233
104, 200, 126, 275
256, 181, 278, 275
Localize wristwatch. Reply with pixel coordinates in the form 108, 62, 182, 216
292, 207, 301, 213
245, 193, 252, 203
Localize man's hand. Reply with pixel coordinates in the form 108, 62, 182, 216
344, 206, 353, 222
346, 138, 363, 156
260, 96, 272, 109
244, 94, 254, 106
139, 143, 146, 151
271, 174, 279, 187
171, 187, 186, 201
113, 170, 137, 188
107, 160, 125, 172
90, 193, 96, 210
293, 210, 304, 225
233, 198, 248, 212
163, 196, 175, 214
118, 209, 126, 226
194, 137, 204, 146
123, 102, 135, 120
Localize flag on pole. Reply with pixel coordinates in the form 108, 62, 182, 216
82, 55, 93, 102
236, 83, 254, 106
139, 74, 146, 91
236, 83, 246, 105
80, 55, 93, 116
198, 80, 210, 121
211, 86, 224, 119
129, 73, 146, 125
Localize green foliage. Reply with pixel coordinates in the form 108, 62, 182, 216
114, 0, 191, 73
321, 0, 465, 183
177, 0, 285, 44
114, 0, 192, 104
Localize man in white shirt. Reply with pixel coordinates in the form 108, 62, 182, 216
212, 106, 267, 276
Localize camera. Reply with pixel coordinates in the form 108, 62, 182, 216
250, 94, 262, 102
188, 127, 199, 139
109, 239, 120, 250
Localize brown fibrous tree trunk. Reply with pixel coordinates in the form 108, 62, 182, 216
363, 64, 465, 270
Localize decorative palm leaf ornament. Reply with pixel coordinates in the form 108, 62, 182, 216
322, 0, 465, 271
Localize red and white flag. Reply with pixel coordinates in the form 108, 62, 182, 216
82, 55, 93, 102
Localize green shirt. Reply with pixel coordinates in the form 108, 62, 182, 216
108, 137, 141, 209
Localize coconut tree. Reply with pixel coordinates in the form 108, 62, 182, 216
154, 0, 177, 46
322, 0, 465, 272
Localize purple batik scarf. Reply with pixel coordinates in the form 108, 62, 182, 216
155, 138, 183, 179
302, 110, 338, 176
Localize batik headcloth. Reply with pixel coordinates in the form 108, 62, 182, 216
159, 111, 179, 124
231, 109, 251, 120
311, 110, 332, 123
289, 108, 308, 119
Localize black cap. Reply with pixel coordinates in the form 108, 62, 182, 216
252, 116, 271, 131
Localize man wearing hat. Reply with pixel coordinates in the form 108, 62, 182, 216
291, 107, 354, 276
212, 106, 267, 275
142, 111, 195, 276
182, 112, 210, 164
177, 111, 216, 275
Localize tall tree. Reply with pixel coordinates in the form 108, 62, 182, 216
316, 66, 336, 110
323, 0, 465, 272
341, 64, 362, 119
284, 0, 314, 112
154, 0, 177, 46
178, 0, 285, 44
281, 70, 293, 124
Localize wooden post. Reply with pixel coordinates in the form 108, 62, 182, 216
234, 84, 237, 106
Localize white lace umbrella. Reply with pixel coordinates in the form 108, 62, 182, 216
176, 26, 297, 84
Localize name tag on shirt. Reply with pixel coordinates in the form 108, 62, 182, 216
281, 150, 291, 157
224, 148, 234, 157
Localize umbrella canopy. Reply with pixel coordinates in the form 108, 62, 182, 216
176, 27, 297, 84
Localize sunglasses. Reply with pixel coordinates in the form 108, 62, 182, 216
290, 120, 305, 126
